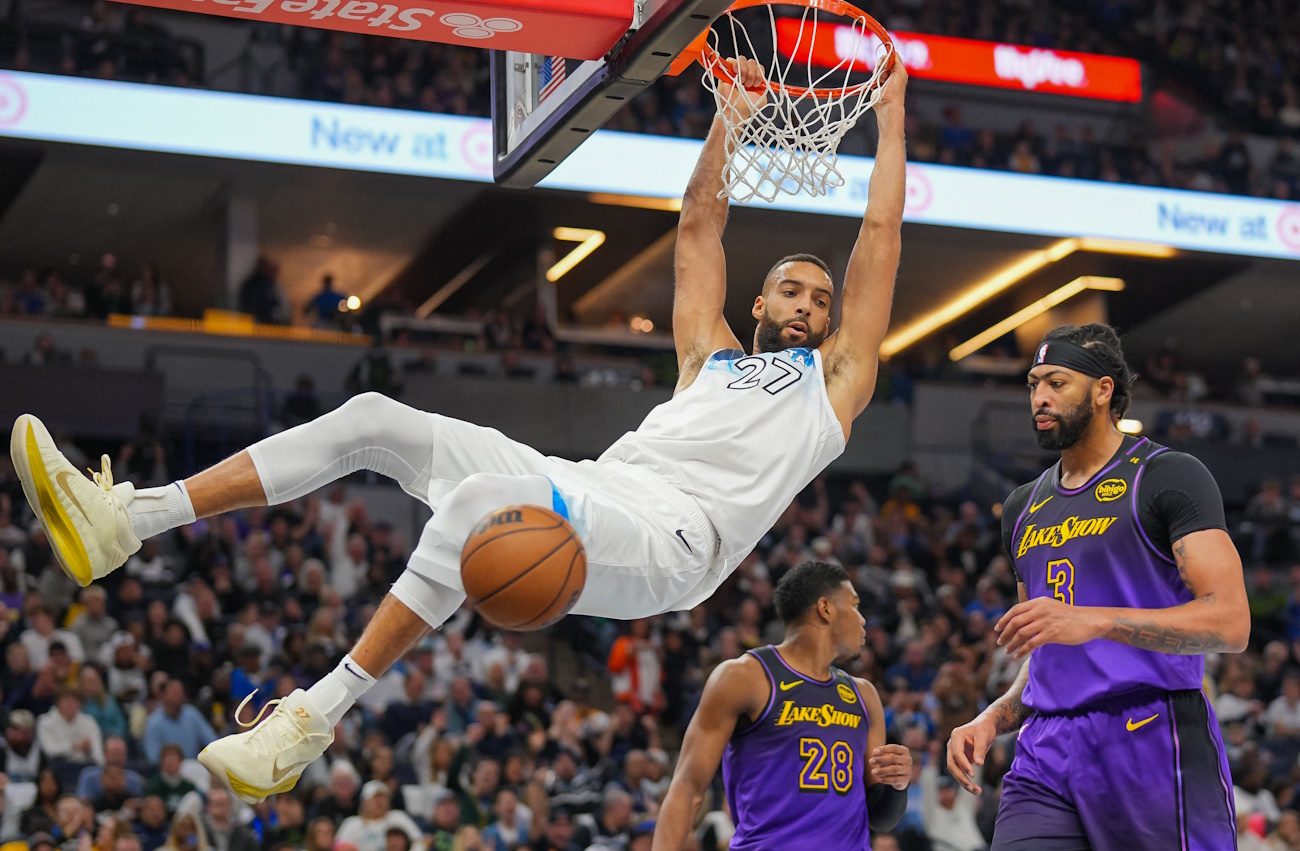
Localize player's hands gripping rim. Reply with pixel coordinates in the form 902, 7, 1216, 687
716, 57, 769, 124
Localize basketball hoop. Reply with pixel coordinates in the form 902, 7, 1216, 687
671, 0, 896, 203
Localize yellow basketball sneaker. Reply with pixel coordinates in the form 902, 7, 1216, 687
199, 689, 334, 804
10, 414, 141, 587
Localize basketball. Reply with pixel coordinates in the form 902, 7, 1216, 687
460, 505, 587, 631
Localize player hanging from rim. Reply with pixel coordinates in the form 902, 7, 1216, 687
651, 561, 912, 851
946, 324, 1250, 851
9, 55, 908, 805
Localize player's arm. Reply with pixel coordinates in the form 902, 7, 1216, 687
651, 657, 766, 851
947, 584, 1031, 796
856, 677, 910, 832
821, 62, 908, 419
672, 61, 766, 388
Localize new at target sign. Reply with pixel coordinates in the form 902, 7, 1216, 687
2, 72, 1297, 260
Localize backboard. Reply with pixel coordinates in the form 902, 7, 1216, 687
491, 0, 734, 188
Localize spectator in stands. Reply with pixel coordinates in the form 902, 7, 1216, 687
203, 789, 256, 851
75, 736, 142, 800
0, 711, 43, 782
573, 787, 634, 849
70, 585, 117, 650
480, 788, 528, 851
921, 757, 986, 851
238, 258, 288, 325
310, 761, 361, 822
607, 620, 664, 716
305, 275, 346, 328
23, 333, 71, 368
335, 781, 422, 851
144, 744, 198, 815
20, 607, 84, 668
142, 680, 215, 763
427, 791, 462, 851
130, 264, 172, 318
87, 255, 132, 319
36, 688, 104, 767
90, 763, 134, 813
280, 375, 325, 429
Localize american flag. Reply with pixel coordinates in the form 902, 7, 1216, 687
539, 55, 566, 102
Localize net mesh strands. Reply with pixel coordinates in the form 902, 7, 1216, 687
698, 1, 894, 203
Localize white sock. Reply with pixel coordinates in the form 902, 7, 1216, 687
306, 655, 375, 727
126, 481, 197, 540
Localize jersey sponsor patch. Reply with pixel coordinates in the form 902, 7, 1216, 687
1016, 516, 1119, 557
836, 683, 857, 704
1094, 478, 1127, 502
774, 701, 862, 729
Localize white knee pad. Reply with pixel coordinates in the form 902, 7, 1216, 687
391, 570, 466, 629
427, 473, 555, 550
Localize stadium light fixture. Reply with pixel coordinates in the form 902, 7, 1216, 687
948, 276, 1125, 361
589, 193, 683, 212
880, 237, 1173, 359
1077, 238, 1176, 258
1117, 418, 1144, 435
547, 228, 607, 282
880, 239, 1079, 359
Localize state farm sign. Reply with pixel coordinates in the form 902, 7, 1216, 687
777, 21, 1142, 102
109, 0, 633, 59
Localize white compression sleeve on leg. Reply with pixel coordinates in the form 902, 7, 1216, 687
245, 392, 436, 505
403, 473, 556, 592
390, 570, 466, 629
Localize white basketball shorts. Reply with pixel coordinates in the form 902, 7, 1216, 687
404, 413, 721, 619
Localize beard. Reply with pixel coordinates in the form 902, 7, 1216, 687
1034, 392, 1096, 450
754, 310, 827, 353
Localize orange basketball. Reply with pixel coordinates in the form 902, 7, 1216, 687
460, 505, 587, 631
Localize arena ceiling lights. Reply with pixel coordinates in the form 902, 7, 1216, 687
879, 239, 1172, 359
547, 228, 607, 281
948, 276, 1126, 361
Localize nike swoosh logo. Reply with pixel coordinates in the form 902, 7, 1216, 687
675, 530, 693, 554
779, 680, 803, 691
55, 471, 90, 522
1126, 713, 1159, 732
270, 759, 295, 783
343, 662, 366, 680
1030, 496, 1053, 513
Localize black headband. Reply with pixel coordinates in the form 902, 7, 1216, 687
1031, 340, 1113, 380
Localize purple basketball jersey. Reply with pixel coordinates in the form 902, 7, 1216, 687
1010, 438, 1203, 713
723, 646, 872, 851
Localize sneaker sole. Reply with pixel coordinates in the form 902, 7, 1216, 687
10, 415, 94, 587
198, 746, 300, 805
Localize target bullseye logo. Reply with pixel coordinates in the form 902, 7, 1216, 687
904, 165, 933, 213
440, 12, 522, 39
461, 125, 492, 175
0, 75, 29, 127
1278, 206, 1300, 253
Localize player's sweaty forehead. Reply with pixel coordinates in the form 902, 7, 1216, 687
763, 261, 835, 299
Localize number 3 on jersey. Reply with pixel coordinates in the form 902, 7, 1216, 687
1047, 558, 1075, 605
725, 356, 803, 394
799, 738, 854, 795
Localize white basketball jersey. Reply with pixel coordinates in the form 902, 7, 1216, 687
598, 347, 846, 593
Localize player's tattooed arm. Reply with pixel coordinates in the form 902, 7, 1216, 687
1101, 528, 1249, 655
986, 655, 1031, 735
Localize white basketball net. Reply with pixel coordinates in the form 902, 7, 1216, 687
700, 4, 894, 204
